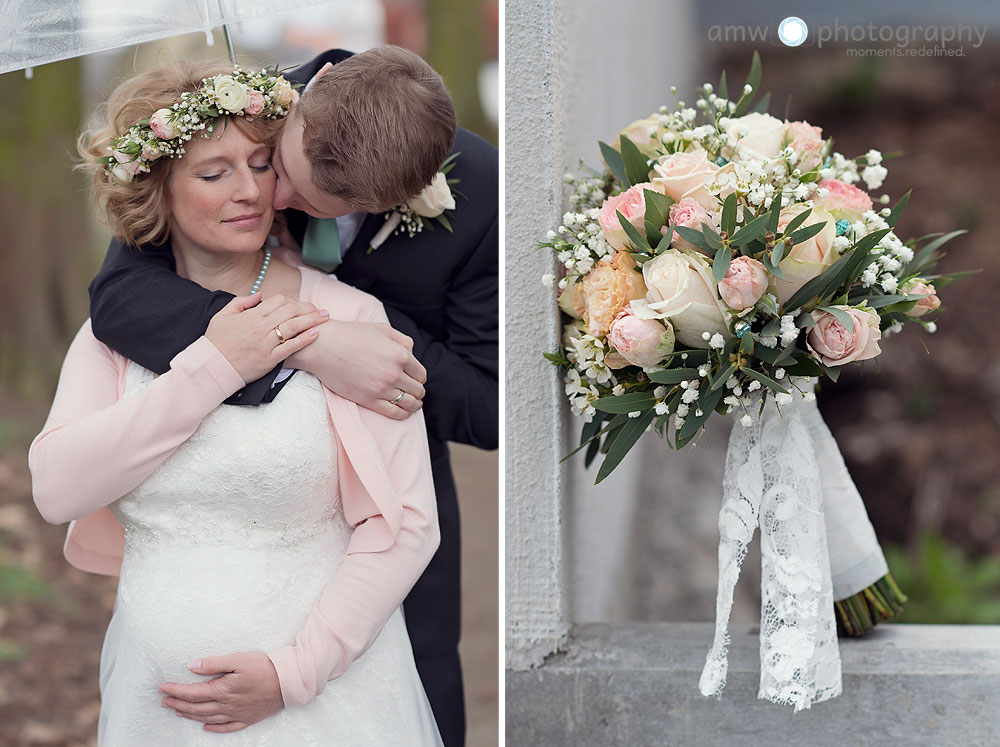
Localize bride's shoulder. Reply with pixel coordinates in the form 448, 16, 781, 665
297, 265, 386, 323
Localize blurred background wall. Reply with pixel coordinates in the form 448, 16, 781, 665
0, 2, 498, 744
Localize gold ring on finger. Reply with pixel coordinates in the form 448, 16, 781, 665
273, 326, 287, 344
390, 389, 405, 406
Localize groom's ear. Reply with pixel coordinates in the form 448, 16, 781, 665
305, 62, 334, 93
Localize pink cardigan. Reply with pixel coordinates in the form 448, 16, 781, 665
28, 266, 440, 709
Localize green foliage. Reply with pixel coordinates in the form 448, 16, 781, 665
884, 534, 1000, 624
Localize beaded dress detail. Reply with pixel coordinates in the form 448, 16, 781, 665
98, 362, 442, 746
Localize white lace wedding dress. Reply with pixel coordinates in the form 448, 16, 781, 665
97, 362, 443, 746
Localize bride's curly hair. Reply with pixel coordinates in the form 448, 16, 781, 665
78, 62, 286, 248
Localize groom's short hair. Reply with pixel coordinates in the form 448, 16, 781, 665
297, 46, 457, 212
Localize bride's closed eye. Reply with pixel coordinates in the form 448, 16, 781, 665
199, 163, 272, 182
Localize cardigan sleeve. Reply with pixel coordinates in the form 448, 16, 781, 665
266, 281, 441, 708
29, 321, 245, 525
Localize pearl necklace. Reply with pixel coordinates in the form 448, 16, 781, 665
249, 247, 271, 294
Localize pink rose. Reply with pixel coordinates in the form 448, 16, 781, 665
244, 90, 266, 116
666, 197, 713, 251
815, 179, 873, 222
608, 309, 675, 368
149, 108, 178, 140
785, 121, 824, 171
651, 150, 718, 202
718, 256, 768, 310
598, 182, 664, 252
111, 150, 142, 177
900, 278, 941, 317
807, 306, 882, 366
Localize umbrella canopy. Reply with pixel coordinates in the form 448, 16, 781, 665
0, 0, 336, 75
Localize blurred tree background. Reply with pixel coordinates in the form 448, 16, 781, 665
0, 1, 497, 743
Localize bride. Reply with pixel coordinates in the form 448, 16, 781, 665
29, 62, 443, 745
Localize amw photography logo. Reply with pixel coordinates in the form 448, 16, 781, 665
707, 16, 987, 56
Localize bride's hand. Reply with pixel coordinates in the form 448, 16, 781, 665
158, 652, 283, 732
206, 293, 329, 384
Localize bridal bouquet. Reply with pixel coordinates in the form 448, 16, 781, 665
542, 53, 972, 710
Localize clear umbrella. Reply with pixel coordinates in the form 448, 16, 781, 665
0, 0, 337, 75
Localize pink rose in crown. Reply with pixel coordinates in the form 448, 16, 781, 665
666, 197, 714, 252
608, 309, 675, 368
900, 279, 941, 317
785, 121, 824, 172
718, 256, 768, 310
598, 182, 665, 252
244, 90, 266, 116
807, 306, 882, 366
149, 108, 178, 140
815, 179, 873, 222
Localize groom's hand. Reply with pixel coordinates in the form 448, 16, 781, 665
159, 652, 284, 733
287, 319, 427, 420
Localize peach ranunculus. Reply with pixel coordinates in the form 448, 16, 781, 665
580, 252, 647, 337
784, 120, 825, 172
244, 90, 266, 116
815, 179, 873, 222
724, 112, 786, 160
718, 256, 769, 311
597, 182, 666, 252
900, 278, 941, 317
667, 197, 714, 251
608, 309, 676, 368
807, 306, 882, 366
772, 205, 838, 305
632, 249, 731, 349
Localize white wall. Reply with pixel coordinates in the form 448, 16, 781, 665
505, 0, 697, 666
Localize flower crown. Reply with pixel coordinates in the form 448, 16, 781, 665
100, 67, 297, 184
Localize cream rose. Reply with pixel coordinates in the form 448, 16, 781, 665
632, 250, 730, 348
725, 112, 787, 159
651, 150, 719, 203
558, 277, 587, 319
213, 75, 250, 113
807, 306, 882, 366
615, 115, 664, 159
149, 108, 178, 140
718, 256, 769, 310
110, 162, 138, 183
244, 90, 265, 116
772, 205, 837, 305
597, 182, 665, 252
900, 278, 941, 317
580, 253, 647, 338
407, 172, 455, 218
608, 309, 676, 368
273, 77, 295, 107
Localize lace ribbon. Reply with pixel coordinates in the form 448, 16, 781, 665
700, 379, 879, 711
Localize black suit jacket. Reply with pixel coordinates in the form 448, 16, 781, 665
88, 50, 499, 454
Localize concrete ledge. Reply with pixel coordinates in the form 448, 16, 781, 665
506, 623, 1000, 746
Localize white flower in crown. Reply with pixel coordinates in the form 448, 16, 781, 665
369, 153, 464, 252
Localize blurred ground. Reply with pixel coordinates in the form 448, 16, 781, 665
0, 409, 497, 746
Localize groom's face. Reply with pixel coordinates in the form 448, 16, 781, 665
272, 108, 355, 219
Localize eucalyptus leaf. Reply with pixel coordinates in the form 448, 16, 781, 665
781, 208, 812, 238
617, 210, 652, 253
730, 213, 770, 246
787, 221, 827, 246
710, 361, 738, 391
818, 305, 855, 332
721, 193, 738, 235
886, 190, 911, 228
701, 224, 724, 250
674, 226, 713, 253
742, 367, 790, 394
647, 368, 701, 385
592, 391, 657, 414
599, 140, 628, 186
712, 245, 732, 283
596, 409, 656, 483
620, 135, 651, 188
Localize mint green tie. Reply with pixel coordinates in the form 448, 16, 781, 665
301, 217, 342, 273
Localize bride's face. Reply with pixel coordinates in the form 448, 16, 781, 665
167, 121, 276, 256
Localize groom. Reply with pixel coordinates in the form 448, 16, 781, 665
88, 46, 498, 745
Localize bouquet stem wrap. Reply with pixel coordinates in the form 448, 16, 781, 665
699, 379, 888, 711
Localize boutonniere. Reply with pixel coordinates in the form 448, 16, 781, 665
368, 153, 465, 252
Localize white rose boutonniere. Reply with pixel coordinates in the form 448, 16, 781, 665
369, 153, 464, 252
